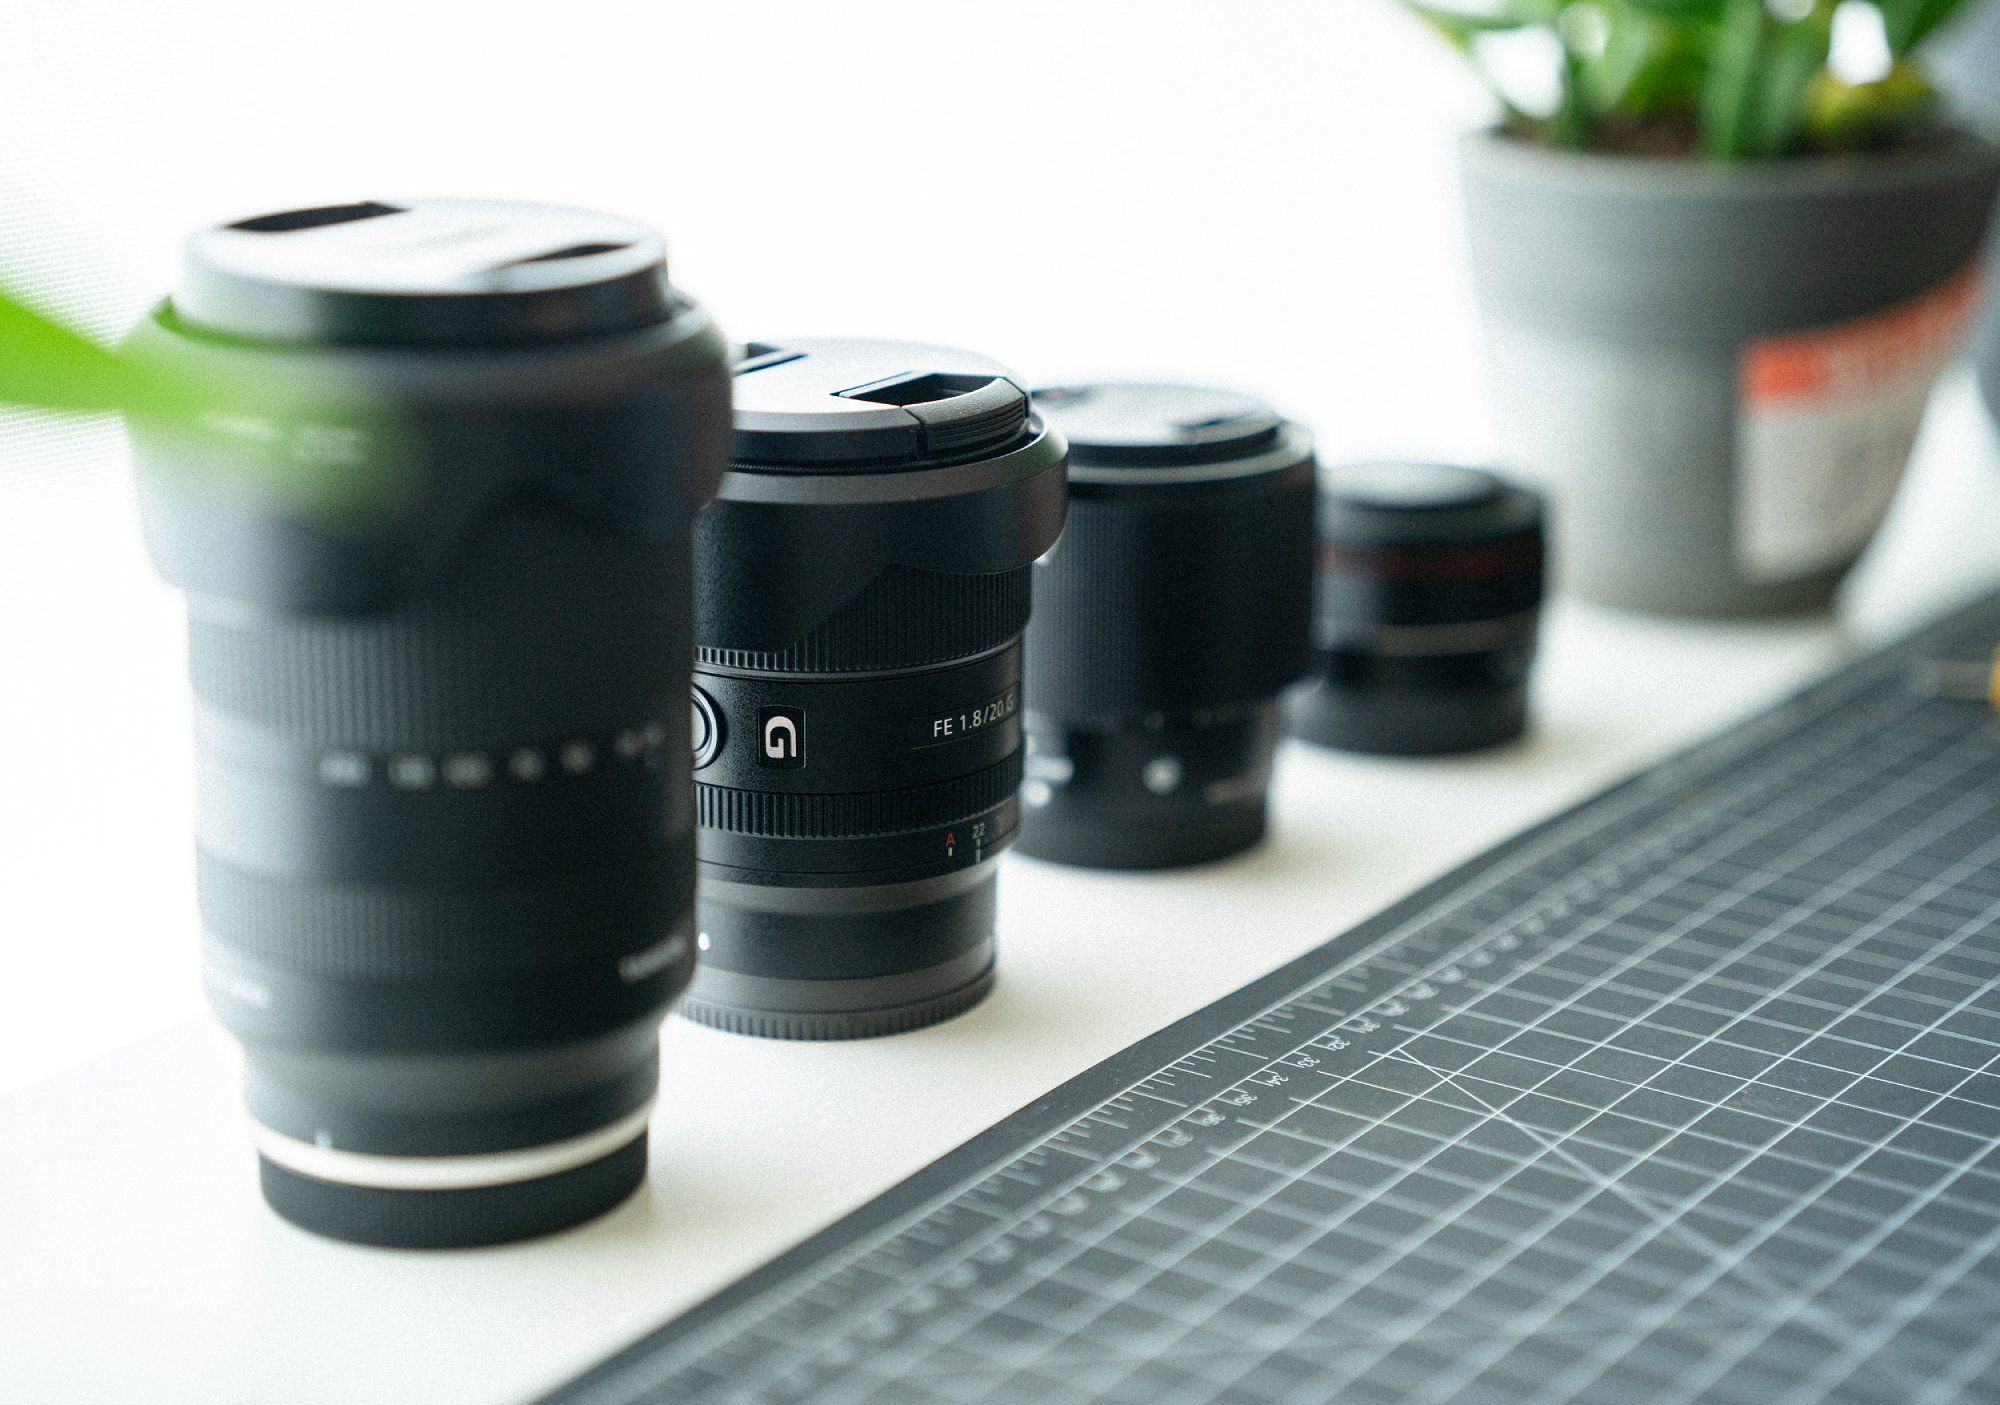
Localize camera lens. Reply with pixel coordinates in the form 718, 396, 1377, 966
1016, 383, 1316, 869
1285, 462, 1546, 756
684, 339, 1068, 1040
124, 199, 731, 1247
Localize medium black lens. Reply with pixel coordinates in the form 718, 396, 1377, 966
125, 199, 731, 1246
685, 339, 1068, 1040
1015, 383, 1316, 870
1285, 462, 1546, 755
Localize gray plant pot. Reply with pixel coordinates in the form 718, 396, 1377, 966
1934, 5, 2000, 436
1463, 129, 2000, 616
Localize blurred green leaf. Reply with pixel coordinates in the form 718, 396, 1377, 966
0, 286, 208, 422
1622, 30, 1710, 116
1401, 0, 1531, 42
1390, 0, 1989, 159
1699, 0, 1768, 158
1875, 0, 1975, 55
1746, 0, 1836, 156
1621, 0, 1727, 18
1397, 2, 1537, 124
1553, 40, 1596, 145
0, 284, 414, 520
1579, 6, 1674, 112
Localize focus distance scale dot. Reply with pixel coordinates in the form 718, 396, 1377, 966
685, 339, 1068, 1040
1017, 382, 1317, 870
125, 198, 730, 1247
1286, 461, 1547, 756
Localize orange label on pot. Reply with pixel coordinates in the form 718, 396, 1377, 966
1736, 265, 1983, 583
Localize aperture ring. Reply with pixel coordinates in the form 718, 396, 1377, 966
696, 753, 1024, 840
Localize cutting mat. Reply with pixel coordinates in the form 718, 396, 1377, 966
545, 595, 2000, 1405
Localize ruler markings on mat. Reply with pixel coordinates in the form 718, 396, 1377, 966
545, 596, 2000, 1405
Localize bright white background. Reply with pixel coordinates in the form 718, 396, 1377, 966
0, 0, 1498, 1094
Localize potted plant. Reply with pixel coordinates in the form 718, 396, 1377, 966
1415, 0, 2000, 615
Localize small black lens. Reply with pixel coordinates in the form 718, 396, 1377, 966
684, 339, 1068, 1040
1015, 383, 1316, 870
125, 198, 732, 1246
1285, 462, 1547, 755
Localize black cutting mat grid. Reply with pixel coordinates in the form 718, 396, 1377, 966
552, 602, 2000, 1405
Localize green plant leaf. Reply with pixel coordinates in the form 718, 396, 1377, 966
1699, 0, 1768, 158
1873, 0, 1975, 56
1392, 0, 1964, 158
0, 286, 210, 422
1579, 6, 1675, 113
1399, 1, 1527, 51
1746, 0, 1836, 156
1396, 1, 1539, 123
1621, 29, 1710, 118
1407, 1, 1532, 30
1552, 34, 1596, 145
1621, 0, 1728, 19
0, 284, 415, 520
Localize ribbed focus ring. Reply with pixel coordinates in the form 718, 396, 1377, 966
698, 565, 1029, 674
1027, 477, 1315, 720
696, 754, 1023, 840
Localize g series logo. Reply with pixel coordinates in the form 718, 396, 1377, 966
757, 706, 805, 768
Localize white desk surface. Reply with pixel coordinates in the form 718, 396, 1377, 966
6, 375, 2000, 1405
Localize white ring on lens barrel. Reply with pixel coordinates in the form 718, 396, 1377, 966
251, 1103, 654, 1192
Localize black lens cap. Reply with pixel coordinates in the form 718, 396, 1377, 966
1035, 382, 1282, 473
729, 338, 1032, 469
1326, 461, 1502, 511
174, 198, 677, 347
1319, 462, 1541, 549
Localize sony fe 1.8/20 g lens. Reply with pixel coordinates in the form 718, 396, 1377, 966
125, 199, 731, 1247
685, 339, 1067, 1040
1016, 383, 1316, 869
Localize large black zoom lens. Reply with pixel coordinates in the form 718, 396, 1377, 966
1016, 383, 1316, 870
685, 340, 1067, 1040
125, 200, 730, 1247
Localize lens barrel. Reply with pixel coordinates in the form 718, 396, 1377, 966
1016, 383, 1316, 870
125, 199, 731, 1246
685, 339, 1067, 1040
1285, 462, 1546, 756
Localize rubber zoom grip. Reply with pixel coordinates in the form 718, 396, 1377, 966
186, 507, 694, 1025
